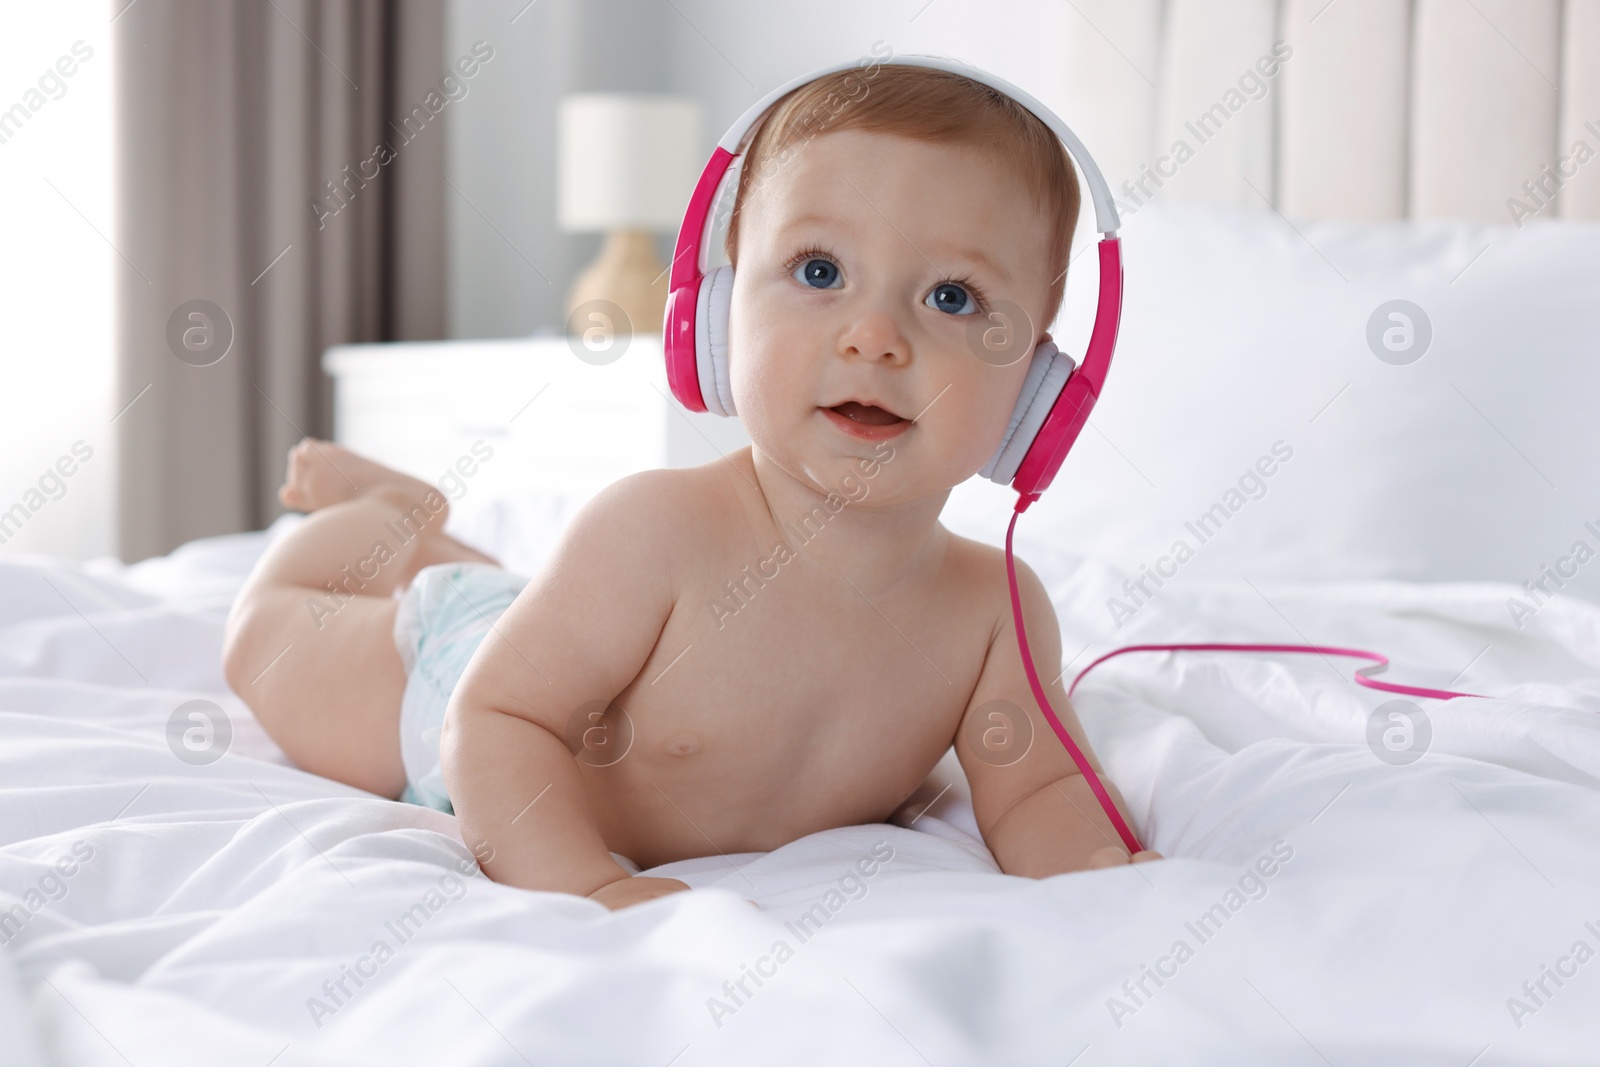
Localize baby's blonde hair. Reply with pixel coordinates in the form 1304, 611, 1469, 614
724, 63, 1081, 330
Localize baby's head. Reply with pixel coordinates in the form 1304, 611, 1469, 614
722, 64, 1080, 504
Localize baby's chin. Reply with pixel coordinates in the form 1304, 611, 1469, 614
752, 435, 974, 511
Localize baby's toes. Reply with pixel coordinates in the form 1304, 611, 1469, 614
278, 439, 319, 511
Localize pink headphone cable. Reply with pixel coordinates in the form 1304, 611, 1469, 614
1066, 645, 1486, 703
1003, 496, 1487, 857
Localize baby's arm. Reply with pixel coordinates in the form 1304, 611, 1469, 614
440, 472, 686, 906
956, 557, 1162, 876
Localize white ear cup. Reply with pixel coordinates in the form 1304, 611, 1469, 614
980, 340, 1076, 485
694, 264, 737, 417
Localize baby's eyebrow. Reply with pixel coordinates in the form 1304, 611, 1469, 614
778, 212, 838, 234
933, 244, 1010, 284
777, 214, 1011, 283
780, 213, 1011, 284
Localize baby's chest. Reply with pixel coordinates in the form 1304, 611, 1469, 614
630, 574, 989, 773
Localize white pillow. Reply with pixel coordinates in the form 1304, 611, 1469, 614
943, 201, 1600, 610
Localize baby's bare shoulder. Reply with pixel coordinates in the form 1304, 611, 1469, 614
936, 528, 1061, 644
585, 461, 741, 549
935, 530, 1021, 638
944, 528, 1054, 584
590, 466, 701, 516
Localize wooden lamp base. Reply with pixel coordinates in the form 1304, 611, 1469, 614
565, 229, 669, 337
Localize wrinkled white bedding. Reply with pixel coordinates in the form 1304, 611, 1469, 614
2, 504, 1598, 1066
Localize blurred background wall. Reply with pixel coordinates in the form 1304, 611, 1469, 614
445, 0, 1080, 339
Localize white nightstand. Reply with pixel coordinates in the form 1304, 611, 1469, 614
321, 331, 752, 505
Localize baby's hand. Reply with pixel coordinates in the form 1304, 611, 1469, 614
1085, 846, 1165, 869
585, 875, 762, 911
587, 875, 693, 911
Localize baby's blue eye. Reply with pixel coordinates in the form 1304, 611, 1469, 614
793, 257, 840, 289
926, 282, 977, 316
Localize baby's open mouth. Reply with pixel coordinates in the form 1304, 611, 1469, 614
827, 401, 906, 426
820, 400, 913, 441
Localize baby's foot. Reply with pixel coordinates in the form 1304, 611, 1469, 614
278, 438, 435, 513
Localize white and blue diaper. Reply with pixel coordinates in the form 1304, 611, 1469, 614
391, 560, 648, 877
391, 562, 530, 814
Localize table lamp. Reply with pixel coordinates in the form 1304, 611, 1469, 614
558, 93, 705, 337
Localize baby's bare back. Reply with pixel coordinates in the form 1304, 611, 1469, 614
442, 449, 1008, 884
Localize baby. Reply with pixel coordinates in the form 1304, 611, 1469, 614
222, 65, 1160, 912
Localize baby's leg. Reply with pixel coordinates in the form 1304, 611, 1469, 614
222, 439, 497, 797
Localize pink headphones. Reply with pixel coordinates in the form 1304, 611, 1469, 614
662, 53, 1125, 509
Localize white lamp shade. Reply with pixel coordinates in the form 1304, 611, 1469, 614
558, 94, 705, 232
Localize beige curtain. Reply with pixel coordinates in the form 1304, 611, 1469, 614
114, 0, 445, 562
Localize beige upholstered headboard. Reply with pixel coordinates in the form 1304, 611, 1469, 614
1055, 0, 1598, 223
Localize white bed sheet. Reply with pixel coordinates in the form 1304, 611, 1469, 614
2, 510, 1598, 1065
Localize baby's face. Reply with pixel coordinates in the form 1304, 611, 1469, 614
728, 127, 1053, 504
